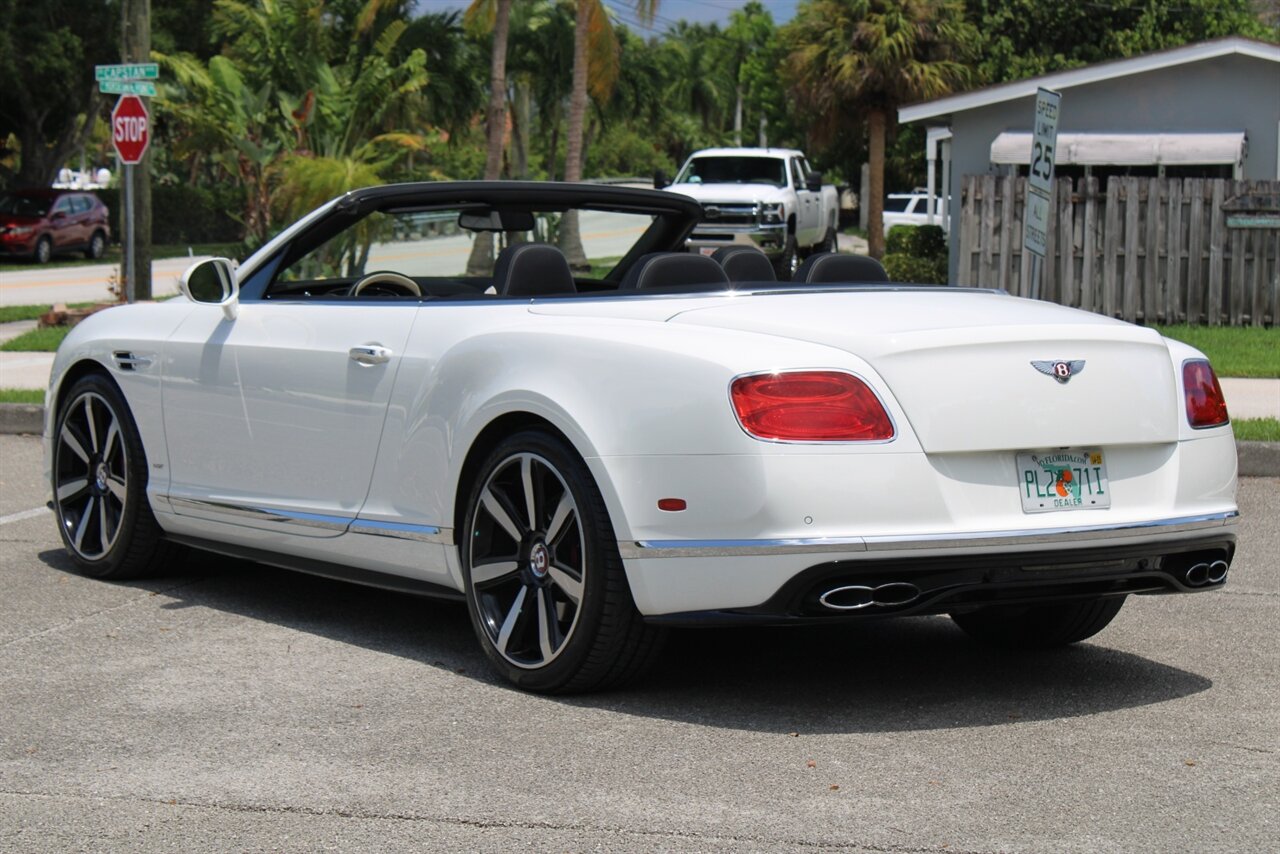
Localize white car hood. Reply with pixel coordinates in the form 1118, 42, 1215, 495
666, 183, 787, 205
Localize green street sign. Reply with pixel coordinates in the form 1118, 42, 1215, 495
99, 80, 157, 97
95, 63, 159, 81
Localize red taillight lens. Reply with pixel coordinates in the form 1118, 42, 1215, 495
1183, 360, 1229, 429
730, 371, 894, 441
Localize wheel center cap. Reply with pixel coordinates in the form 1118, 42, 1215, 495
94, 462, 109, 492
529, 542, 550, 579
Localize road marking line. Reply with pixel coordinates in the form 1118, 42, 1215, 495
0, 507, 48, 525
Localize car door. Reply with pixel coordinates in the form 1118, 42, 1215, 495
48, 195, 77, 250
161, 299, 418, 538
791, 158, 819, 245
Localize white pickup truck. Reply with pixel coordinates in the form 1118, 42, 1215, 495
661, 147, 840, 278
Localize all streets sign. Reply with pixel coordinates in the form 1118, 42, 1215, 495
111, 95, 150, 164
1023, 87, 1061, 299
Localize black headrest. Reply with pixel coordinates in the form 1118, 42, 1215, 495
619, 252, 731, 291
793, 252, 889, 284
493, 243, 577, 296
711, 246, 776, 282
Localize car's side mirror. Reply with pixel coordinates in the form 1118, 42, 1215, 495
806, 172, 824, 192
51, 211, 67, 221
180, 257, 239, 320
653, 170, 668, 190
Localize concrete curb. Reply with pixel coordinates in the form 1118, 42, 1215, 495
2, 403, 1277, 477
0, 404, 43, 436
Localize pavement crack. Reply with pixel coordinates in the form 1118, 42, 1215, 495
1222, 588, 1280, 599
0, 790, 1004, 854
0, 579, 206, 650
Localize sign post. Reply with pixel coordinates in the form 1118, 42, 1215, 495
100, 62, 157, 303
1023, 87, 1061, 300
110, 94, 150, 304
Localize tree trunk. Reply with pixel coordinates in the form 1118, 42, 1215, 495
123, 0, 152, 300
734, 83, 743, 147
867, 107, 886, 260
557, 0, 591, 271
466, 0, 513, 277
512, 81, 530, 180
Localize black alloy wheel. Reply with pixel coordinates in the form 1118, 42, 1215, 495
461, 429, 663, 693
52, 373, 175, 578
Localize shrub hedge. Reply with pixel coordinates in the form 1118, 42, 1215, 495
883, 224, 948, 285
96, 183, 244, 246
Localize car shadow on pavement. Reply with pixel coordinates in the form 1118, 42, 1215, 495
39, 547, 1213, 735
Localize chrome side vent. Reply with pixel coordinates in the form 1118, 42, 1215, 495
112, 351, 153, 372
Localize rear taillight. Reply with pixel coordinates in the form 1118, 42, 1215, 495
730, 370, 894, 442
1183, 359, 1229, 429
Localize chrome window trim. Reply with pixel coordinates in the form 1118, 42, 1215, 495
617, 511, 1239, 559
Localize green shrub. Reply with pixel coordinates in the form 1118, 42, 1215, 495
96, 184, 244, 246
883, 253, 948, 285
883, 224, 949, 284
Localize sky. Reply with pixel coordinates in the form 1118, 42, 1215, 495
415, 1, 803, 34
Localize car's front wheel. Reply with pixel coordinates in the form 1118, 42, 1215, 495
52, 373, 175, 578
34, 235, 52, 264
950, 597, 1126, 648
461, 429, 664, 693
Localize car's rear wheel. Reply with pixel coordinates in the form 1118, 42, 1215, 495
950, 597, 1126, 648
34, 236, 52, 264
461, 429, 664, 693
52, 373, 175, 579
85, 230, 107, 260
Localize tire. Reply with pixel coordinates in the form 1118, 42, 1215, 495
815, 224, 837, 255
51, 373, 176, 579
461, 429, 665, 693
85, 230, 107, 260
950, 597, 1127, 648
773, 234, 798, 279
34, 235, 52, 264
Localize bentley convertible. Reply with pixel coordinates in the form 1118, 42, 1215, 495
44, 181, 1238, 692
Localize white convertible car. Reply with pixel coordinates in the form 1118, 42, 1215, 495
44, 182, 1238, 693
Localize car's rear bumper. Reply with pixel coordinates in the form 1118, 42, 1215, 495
619, 511, 1238, 618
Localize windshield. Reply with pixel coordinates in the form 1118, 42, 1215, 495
0, 193, 51, 217
675, 156, 786, 188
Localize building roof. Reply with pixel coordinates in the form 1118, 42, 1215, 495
900, 36, 1280, 125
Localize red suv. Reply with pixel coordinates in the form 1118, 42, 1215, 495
0, 189, 111, 263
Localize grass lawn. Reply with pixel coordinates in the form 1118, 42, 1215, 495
1233, 417, 1280, 442
1152, 325, 1280, 378
0, 389, 44, 404
0, 242, 242, 273
0, 302, 97, 324
0, 326, 71, 352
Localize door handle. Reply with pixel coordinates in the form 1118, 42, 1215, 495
349, 345, 392, 365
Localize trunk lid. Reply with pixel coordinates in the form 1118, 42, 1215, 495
667, 289, 1179, 453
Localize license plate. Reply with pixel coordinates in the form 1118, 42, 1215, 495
1016, 449, 1110, 513
698, 246, 717, 256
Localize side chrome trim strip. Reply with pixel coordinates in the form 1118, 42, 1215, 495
160, 495, 454, 543
167, 496, 352, 532
349, 519, 453, 545
617, 511, 1239, 559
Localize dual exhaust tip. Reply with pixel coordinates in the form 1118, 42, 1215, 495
818, 582, 920, 611
1184, 560, 1229, 587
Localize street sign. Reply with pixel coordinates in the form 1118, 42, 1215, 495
111, 95, 150, 165
95, 63, 159, 81
99, 79, 157, 97
1023, 87, 1062, 259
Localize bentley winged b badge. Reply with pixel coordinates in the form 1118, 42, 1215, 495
1032, 360, 1086, 384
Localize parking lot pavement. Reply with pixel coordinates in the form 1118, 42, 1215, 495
1, 432, 1276, 853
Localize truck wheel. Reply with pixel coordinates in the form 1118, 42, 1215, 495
773, 235, 798, 279
815, 225, 837, 255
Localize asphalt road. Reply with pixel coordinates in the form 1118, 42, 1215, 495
1, 432, 1276, 852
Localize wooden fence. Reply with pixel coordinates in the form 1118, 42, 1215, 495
956, 175, 1280, 326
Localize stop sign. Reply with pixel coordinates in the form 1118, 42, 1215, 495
111, 95, 150, 164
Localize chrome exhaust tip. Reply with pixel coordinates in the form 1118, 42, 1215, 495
1185, 563, 1210, 587
818, 582, 921, 611
1207, 560, 1229, 584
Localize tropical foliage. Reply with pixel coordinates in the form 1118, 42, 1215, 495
2, 0, 1274, 252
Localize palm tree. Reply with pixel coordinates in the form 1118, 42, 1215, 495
463, 0, 515, 275
785, 0, 975, 258
559, 0, 654, 270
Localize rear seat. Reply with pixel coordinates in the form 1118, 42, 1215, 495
619, 252, 731, 292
